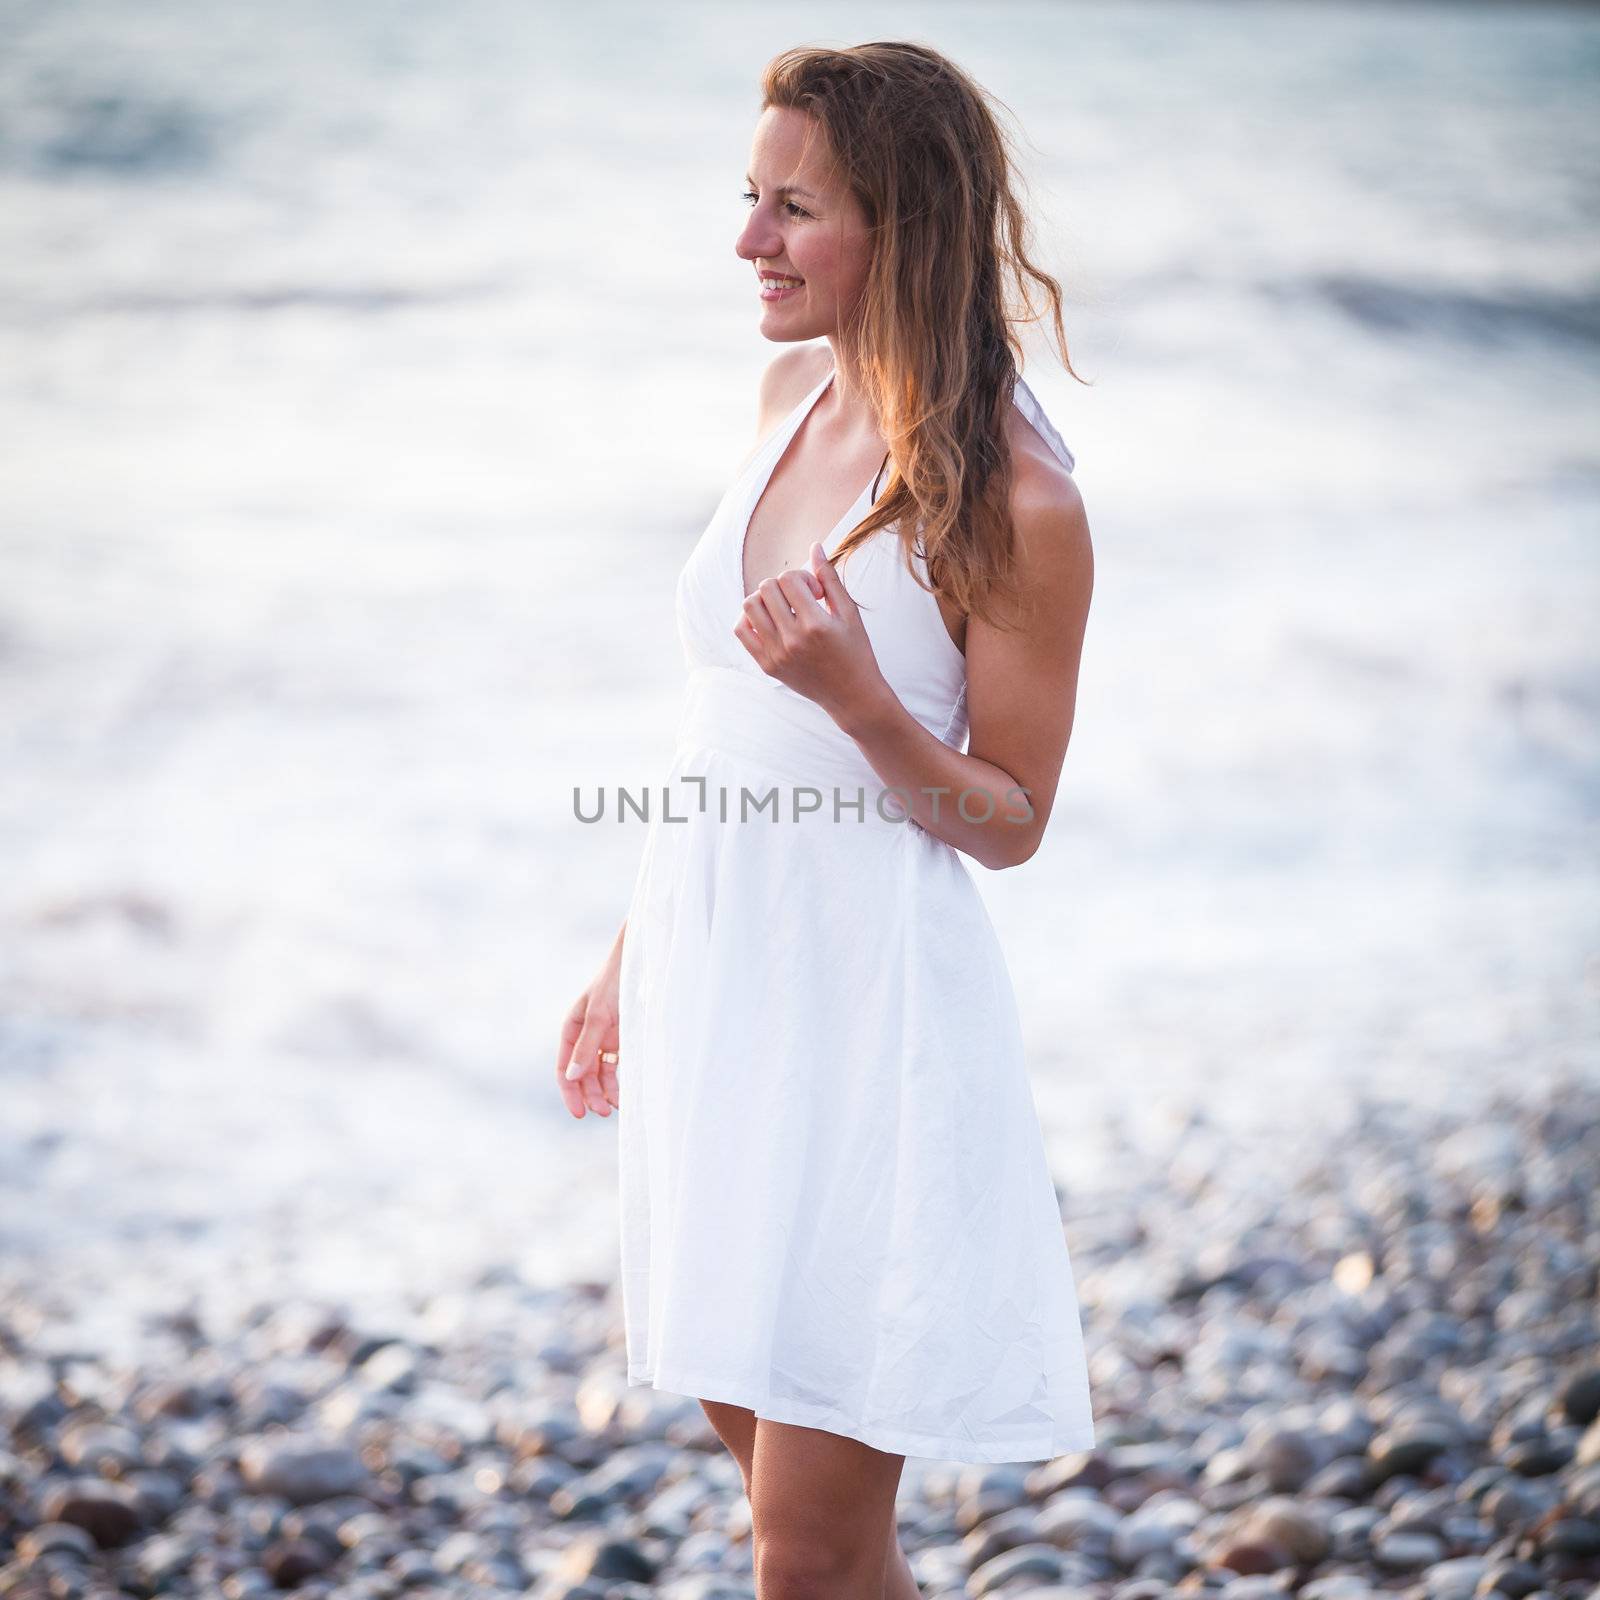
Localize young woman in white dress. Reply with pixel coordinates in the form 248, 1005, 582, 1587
557, 41, 1095, 1598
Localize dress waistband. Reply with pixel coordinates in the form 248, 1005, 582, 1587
673, 664, 911, 824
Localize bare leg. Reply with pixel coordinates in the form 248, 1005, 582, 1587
882, 1521, 921, 1598
748, 1415, 903, 1598
700, 1396, 758, 1494
700, 1398, 918, 1596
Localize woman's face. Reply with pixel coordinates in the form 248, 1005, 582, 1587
736, 105, 872, 343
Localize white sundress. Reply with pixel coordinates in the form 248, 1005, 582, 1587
615, 358, 1096, 1464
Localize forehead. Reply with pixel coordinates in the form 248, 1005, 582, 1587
747, 105, 838, 191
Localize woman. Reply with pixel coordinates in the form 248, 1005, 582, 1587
557, 41, 1096, 1596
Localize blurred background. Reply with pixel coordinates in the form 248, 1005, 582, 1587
1, 0, 1596, 1358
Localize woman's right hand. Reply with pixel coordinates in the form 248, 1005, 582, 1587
557, 927, 624, 1119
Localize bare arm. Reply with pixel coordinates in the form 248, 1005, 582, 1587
833, 473, 1094, 870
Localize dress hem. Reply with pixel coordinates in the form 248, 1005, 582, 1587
625, 1362, 1096, 1465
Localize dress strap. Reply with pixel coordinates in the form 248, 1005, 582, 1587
1012, 372, 1077, 474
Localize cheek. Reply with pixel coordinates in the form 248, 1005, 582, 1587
797, 231, 867, 300
791, 236, 837, 286
832, 228, 872, 301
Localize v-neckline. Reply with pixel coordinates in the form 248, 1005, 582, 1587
735, 366, 879, 601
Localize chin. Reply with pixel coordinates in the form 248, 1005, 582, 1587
760, 314, 825, 343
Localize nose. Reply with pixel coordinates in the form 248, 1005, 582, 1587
736, 206, 780, 265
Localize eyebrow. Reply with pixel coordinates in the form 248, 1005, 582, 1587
745, 174, 820, 201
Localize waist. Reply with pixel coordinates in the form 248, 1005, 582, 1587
674, 664, 913, 821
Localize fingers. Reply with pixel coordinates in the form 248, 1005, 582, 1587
559, 1001, 618, 1119
809, 542, 857, 617
585, 1018, 621, 1112
775, 568, 827, 617
596, 1039, 620, 1110
734, 560, 838, 671
765, 571, 824, 650
739, 571, 827, 657
735, 586, 782, 662
555, 997, 586, 1116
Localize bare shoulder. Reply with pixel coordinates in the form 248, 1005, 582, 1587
1002, 403, 1094, 622
754, 341, 835, 432
724, 344, 832, 476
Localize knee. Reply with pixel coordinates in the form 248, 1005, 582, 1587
754, 1535, 860, 1599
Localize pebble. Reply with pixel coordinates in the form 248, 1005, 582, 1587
0, 1080, 1595, 1599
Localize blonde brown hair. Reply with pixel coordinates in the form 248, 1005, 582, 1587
761, 40, 1087, 630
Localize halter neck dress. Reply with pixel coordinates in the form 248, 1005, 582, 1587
615, 358, 1096, 1464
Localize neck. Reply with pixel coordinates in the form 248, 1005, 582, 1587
821, 337, 877, 434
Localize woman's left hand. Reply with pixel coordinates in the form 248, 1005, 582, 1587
734, 542, 890, 728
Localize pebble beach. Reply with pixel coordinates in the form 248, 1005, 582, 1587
3, 1, 1598, 1596
4, 1075, 1597, 1598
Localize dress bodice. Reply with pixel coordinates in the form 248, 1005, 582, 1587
671, 362, 1076, 782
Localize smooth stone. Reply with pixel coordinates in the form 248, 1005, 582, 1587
220, 1571, 280, 1599
1305, 1457, 1370, 1499
655, 1579, 757, 1600
1037, 1490, 1121, 1550
1559, 1369, 1600, 1428
1111, 1494, 1203, 1565
1104, 1441, 1192, 1479
1212, 1536, 1294, 1575
1481, 1477, 1553, 1531
1240, 1424, 1322, 1492
1220, 1578, 1298, 1599
969, 1542, 1069, 1593
1422, 1555, 1491, 1599
552, 1534, 657, 1583
1373, 1531, 1446, 1569
386, 1549, 439, 1585
953, 1465, 1033, 1521
1242, 1496, 1334, 1564
237, 1438, 371, 1505
1299, 1334, 1367, 1384
1030, 1453, 1113, 1497
962, 1506, 1045, 1568
1107, 1582, 1175, 1600
1369, 1424, 1457, 1479
1383, 1486, 1452, 1536
59, 1421, 143, 1474
499, 1405, 582, 1457
123, 1466, 184, 1523
261, 1536, 333, 1586
1568, 1459, 1600, 1504
15, 1522, 97, 1563
1300, 1575, 1377, 1599
1538, 1515, 1600, 1555
1474, 1559, 1544, 1597
570, 1442, 677, 1502
467, 1551, 531, 1588
431, 1529, 491, 1574
353, 1342, 419, 1394
335, 1510, 399, 1549
1501, 1433, 1573, 1477
36, 1478, 143, 1548
132, 1531, 199, 1586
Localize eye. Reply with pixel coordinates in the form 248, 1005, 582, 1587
740, 189, 811, 219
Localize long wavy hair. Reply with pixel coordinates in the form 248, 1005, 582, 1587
760, 41, 1087, 630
